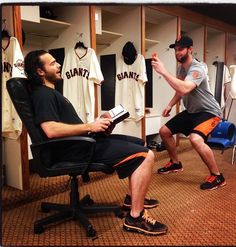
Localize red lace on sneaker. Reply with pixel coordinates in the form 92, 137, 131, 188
205, 175, 217, 183
164, 161, 173, 168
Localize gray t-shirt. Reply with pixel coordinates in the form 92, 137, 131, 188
177, 59, 221, 116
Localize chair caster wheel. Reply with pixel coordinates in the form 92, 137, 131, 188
81, 195, 94, 205
41, 203, 50, 213
34, 224, 44, 234
87, 198, 94, 205
87, 225, 96, 237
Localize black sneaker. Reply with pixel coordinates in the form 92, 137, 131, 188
156, 141, 166, 152
200, 173, 226, 190
123, 194, 159, 210
157, 161, 183, 174
123, 209, 168, 235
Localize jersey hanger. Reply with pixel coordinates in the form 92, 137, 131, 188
2, 29, 11, 39
74, 41, 87, 49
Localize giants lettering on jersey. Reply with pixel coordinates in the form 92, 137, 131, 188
117, 71, 140, 81
65, 67, 89, 80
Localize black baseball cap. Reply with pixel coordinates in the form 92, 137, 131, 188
169, 36, 193, 48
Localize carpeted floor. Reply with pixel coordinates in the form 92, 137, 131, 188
2, 139, 236, 246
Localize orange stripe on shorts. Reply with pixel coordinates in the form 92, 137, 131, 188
113, 152, 148, 168
194, 116, 221, 136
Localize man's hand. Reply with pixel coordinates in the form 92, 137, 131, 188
162, 105, 172, 117
151, 56, 167, 76
152, 52, 158, 61
100, 112, 111, 119
89, 118, 113, 133
98, 112, 115, 135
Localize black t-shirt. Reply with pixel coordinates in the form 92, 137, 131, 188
31, 85, 90, 163
31, 85, 83, 126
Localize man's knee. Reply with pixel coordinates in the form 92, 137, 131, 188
145, 150, 155, 167
160, 125, 172, 139
189, 133, 204, 148
131, 150, 155, 177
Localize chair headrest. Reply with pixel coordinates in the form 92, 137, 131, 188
6, 77, 44, 143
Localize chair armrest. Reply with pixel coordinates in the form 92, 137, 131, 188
31, 136, 96, 167
31, 136, 96, 147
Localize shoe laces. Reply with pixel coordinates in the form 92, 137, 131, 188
205, 174, 217, 183
142, 210, 156, 225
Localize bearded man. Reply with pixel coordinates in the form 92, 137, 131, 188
151, 36, 226, 191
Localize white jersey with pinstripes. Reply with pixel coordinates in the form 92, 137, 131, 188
2, 37, 25, 139
62, 47, 104, 123
115, 54, 148, 121
208, 64, 231, 108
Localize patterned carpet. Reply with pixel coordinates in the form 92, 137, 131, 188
2, 139, 236, 246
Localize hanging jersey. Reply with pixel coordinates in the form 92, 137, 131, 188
2, 37, 25, 139
229, 65, 236, 99
208, 64, 231, 108
62, 47, 104, 123
115, 54, 148, 121
201, 61, 209, 82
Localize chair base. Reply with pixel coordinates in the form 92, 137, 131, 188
34, 176, 123, 237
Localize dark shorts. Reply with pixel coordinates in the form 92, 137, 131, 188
57, 134, 148, 179
165, 110, 221, 141
93, 134, 148, 179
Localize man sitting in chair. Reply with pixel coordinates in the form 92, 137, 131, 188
24, 50, 168, 236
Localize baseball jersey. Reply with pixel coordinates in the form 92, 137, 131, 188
230, 65, 236, 99
201, 61, 209, 82
208, 64, 231, 108
62, 47, 104, 123
115, 54, 148, 121
178, 59, 221, 117
2, 37, 25, 139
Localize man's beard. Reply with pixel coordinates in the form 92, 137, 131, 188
45, 72, 61, 83
176, 51, 189, 63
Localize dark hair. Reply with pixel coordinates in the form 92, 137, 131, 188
24, 50, 48, 87
122, 41, 137, 65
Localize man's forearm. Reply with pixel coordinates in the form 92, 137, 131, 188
41, 121, 91, 138
162, 71, 187, 95
168, 93, 181, 108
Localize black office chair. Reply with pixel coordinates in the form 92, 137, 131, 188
7, 77, 123, 237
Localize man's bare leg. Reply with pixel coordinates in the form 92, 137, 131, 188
129, 150, 154, 217
160, 125, 179, 163
189, 133, 220, 175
